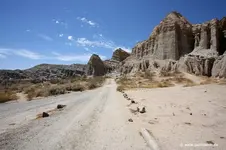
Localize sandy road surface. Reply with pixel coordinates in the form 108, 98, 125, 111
0, 79, 148, 150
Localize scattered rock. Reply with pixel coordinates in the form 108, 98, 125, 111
184, 122, 192, 125
42, 112, 49, 118
173, 113, 175, 116
128, 118, 133, 122
131, 100, 135, 104
206, 140, 215, 145
137, 107, 140, 112
140, 107, 146, 113
123, 93, 128, 97
57, 104, 66, 109
186, 107, 190, 110
204, 90, 207, 93
190, 113, 193, 115
220, 137, 225, 139
9, 123, 16, 126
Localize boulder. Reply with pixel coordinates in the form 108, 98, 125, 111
87, 54, 106, 76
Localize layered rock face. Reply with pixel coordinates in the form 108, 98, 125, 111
132, 12, 194, 60
121, 11, 226, 77
87, 54, 106, 76
111, 48, 130, 62
212, 53, 226, 78
104, 48, 130, 73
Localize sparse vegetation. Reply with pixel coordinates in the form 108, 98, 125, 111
0, 91, 18, 103
0, 76, 106, 102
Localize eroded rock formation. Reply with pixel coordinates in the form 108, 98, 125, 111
112, 48, 130, 62
87, 54, 106, 76
121, 11, 226, 77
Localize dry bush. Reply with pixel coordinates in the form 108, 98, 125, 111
65, 83, 85, 92
0, 91, 18, 103
140, 80, 174, 88
48, 86, 66, 96
200, 77, 219, 85
117, 85, 125, 92
86, 76, 105, 89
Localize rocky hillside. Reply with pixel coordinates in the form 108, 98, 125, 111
0, 64, 87, 84
121, 11, 226, 77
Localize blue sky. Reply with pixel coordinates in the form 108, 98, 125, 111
0, 0, 225, 69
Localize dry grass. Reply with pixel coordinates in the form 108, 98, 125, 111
159, 70, 181, 77
20, 76, 106, 100
0, 91, 18, 103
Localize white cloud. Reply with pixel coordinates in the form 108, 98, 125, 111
53, 19, 68, 28
114, 46, 131, 53
13, 49, 43, 60
68, 36, 74, 41
77, 17, 98, 27
26, 29, 31, 32
59, 34, 64, 37
99, 55, 107, 60
76, 37, 131, 52
38, 34, 53, 41
76, 38, 114, 49
52, 52, 92, 62
0, 47, 108, 62
0, 48, 44, 60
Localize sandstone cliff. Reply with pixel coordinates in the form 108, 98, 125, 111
111, 48, 130, 62
121, 11, 226, 77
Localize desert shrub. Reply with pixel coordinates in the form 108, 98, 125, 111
117, 85, 125, 92
50, 79, 60, 84
86, 76, 105, 89
48, 86, 66, 96
65, 84, 84, 92
0, 91, 18, 103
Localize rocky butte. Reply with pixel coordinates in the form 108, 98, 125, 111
120, 11, 226, 78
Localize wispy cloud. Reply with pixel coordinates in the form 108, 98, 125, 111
37, 34, 53, 41
0, 47, 108, 63
76, 37, 131, 52
0, 53, 6, 58
53, 19, 68, 29
52, 52, 92, 62
13, 50, 44, 60
77, 17, 98, 27
59, 34, 64, 37
0, 48, 44, 60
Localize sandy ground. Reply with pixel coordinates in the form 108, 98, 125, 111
124, 84, 226, 150
0, 79, 148, 150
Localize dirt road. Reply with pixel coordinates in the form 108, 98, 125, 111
0, 79, 148, 150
